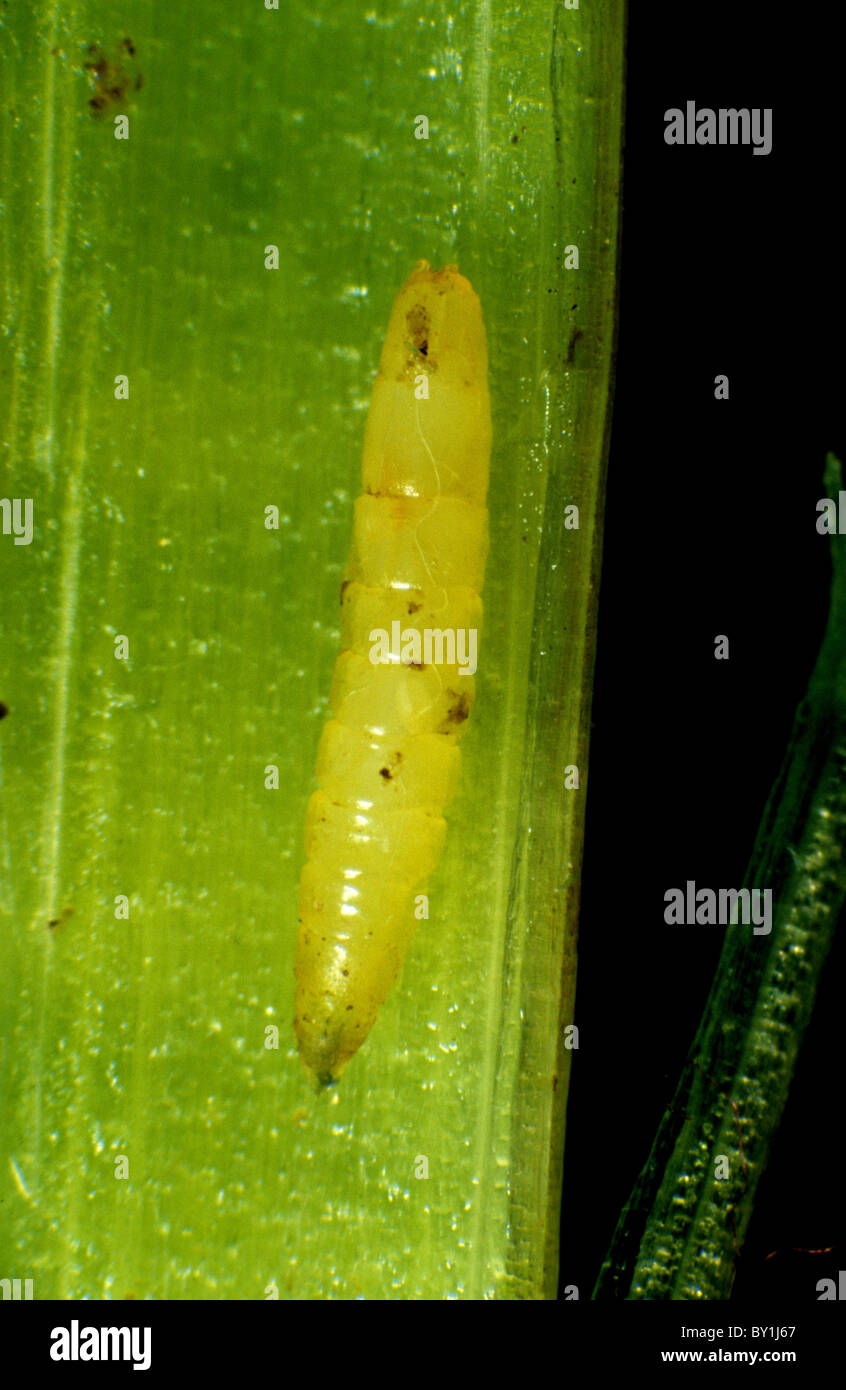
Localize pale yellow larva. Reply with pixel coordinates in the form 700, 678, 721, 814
295, 261, 491, 1085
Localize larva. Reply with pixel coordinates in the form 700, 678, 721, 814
294, 261, 491, 1086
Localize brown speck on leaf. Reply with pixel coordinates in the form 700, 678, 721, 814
84, 38, 141, 118
407, 600, 422, 614
0, 701, 9, 720
48, 907, 74, 931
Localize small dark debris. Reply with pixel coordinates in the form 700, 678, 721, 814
406, 303, 431, 358
566, 329, 584, 365
84, 38, 142, 118
48, 907, 74, 931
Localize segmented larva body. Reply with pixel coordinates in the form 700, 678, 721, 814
295, 261, 491, 1085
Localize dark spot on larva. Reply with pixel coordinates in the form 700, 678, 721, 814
121, 36, 136, 57
407, 600, 422, 614
341, 968, 349, 977
345, 1004, 354, 1011
0, 701, 9, 719
511, 133, 519, 144
379, 748, 403, 781
440, 690, 470, 730
406, 303, 431, 358
566, 329, 583, 365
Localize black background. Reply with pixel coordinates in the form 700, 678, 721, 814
562, 3, 845, 1299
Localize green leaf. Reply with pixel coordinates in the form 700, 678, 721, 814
596, 456, 846, 1300
0, 0, 624, 1298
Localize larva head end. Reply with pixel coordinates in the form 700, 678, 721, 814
381, 262, 487, 388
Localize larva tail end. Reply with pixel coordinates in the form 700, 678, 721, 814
301, 1059, 342, 1093
296, 1015, 355, 1089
